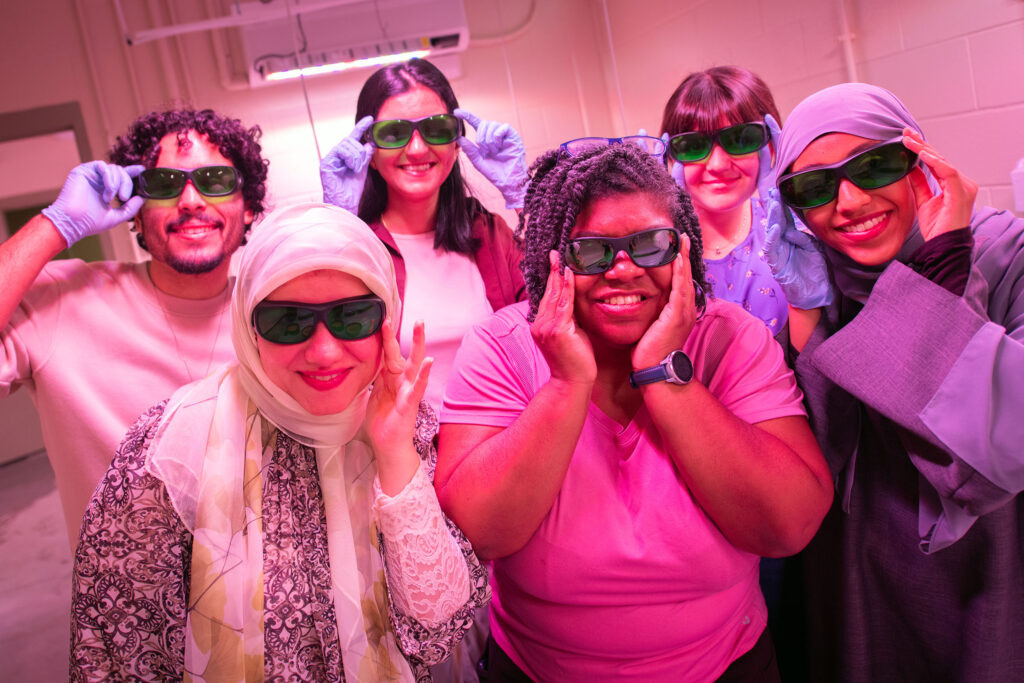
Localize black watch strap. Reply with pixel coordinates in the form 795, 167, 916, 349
629, 350, 693, 388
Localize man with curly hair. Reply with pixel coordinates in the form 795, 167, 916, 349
0, 109, 269, 544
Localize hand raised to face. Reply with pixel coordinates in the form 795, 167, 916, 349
901, 128, 978, 241
364, 317, 433, 462
631, 235, 698, 370
530, 250, 597, 388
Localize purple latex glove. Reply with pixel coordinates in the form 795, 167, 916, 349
454, 108, 528, 209
762, 188, 834, 309
755, 113, 781, 202
320, 115, 375, 213
41, 161, 144, 247
662, 129, 687, 189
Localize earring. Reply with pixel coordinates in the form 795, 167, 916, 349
131, 223, 149, 251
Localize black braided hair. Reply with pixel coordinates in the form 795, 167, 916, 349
517, 143, 707, 321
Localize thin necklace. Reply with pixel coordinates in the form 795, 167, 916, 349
155, 287, 229, 384
711, 234, 743, 256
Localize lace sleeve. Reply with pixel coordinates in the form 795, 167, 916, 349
374, 403, 491, 668
70, 401, 192, 682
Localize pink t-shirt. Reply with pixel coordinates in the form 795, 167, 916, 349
442, 299, 806, 682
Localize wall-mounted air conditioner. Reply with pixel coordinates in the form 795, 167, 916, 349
237, 0, 468, 87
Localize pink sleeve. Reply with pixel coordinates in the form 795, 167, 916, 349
688, 301, 806, 425
440, 303, 544, 427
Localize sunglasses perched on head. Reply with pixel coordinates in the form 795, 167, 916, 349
367, 114, 462, 149
560, 136, 667, 158
563, 227, 681, 275
252, 295, 385, 345
134, 166, 239, 199
667, 122, 768, 163
777, 141, 918, 210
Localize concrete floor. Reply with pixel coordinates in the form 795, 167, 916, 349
0, 450, 72, 682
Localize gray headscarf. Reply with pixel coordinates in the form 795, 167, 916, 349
773, 83, 928, 301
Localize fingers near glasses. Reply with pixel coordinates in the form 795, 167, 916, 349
380, 317, 406, 375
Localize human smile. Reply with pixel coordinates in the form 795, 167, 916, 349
171, 223, 220, 239
399, 162, 437, 174
595, 291, 650, 313
300, 369, 349, 390
835, 211, 889, 241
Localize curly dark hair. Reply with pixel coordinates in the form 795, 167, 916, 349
355, 58, 491, 255
517, 143, 707, 321
108, 109, 269, 241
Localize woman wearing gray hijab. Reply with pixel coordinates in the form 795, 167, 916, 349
763, 83, 1024, 681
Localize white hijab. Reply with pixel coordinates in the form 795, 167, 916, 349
146, 202, 411, 682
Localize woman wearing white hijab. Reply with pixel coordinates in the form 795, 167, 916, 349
764, 83, 1024, 681
70, 202, 489, 682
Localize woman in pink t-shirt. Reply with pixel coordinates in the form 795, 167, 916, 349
436, 143, 833, 682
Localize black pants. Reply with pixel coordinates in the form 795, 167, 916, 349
485, 628, 780, 683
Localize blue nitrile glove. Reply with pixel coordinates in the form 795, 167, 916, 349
756, 113, 782, 202
670, 157, 687, 189
762, 188, 834, 309
454, 108, 528, 209
41, 161, 145, 247
320, 115, 375, 213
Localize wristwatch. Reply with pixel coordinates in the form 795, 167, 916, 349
629, 350, 694, 388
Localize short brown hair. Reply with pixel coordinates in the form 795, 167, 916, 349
660, 66, 780, 136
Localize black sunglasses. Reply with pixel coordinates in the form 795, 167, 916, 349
252, 295, 385, 345
563, 227, 681, 275
667, 122, 768, 163
777, 141, 918, 210
366, 114, 462, 149
134, 166, 239, 199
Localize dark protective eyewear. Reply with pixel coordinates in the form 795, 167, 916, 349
777, 141, 919, 210
252, 295, 385, 345
367, 114, 462, 149
560, 136, 667, 158
668, 122, 769, 163
563, 227, 681, 275
134, 166, 239, 199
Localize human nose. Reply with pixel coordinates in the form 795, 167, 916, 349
303, 323, 346, 365
405, 130, 429, 156
177, 180, 206, 212
604, 250, 645, 280
704, 144, 732, 171
835, 178, 872, 213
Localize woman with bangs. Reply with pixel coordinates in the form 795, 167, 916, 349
660, 66, 812, 338
765, 82, 1024, 681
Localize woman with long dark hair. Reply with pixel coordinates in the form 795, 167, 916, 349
320, 58, 527, 413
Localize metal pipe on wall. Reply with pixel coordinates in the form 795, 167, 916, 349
837, 0, 859, 82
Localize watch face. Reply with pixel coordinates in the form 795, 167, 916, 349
669, 351, 694, 383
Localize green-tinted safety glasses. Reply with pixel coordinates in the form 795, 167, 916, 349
777, 141, 919, 210
134, 166, 239, 199
563, 227, 681, 275
252, 295, 385, 345
668, 122, 769, 163
366, 114, 462, 149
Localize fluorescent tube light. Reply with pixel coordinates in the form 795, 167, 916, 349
264, 49, 431, 81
